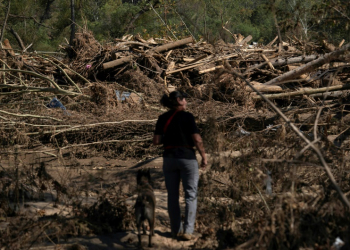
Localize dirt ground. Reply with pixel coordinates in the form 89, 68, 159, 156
1, 151, 215, 250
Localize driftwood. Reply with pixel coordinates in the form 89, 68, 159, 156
103, 55, 134, 70
102, 36, 194, 70
152, 36, 193, 53
245, 82, 283, 92
244, 55, 317, 74
264, 43, 350, 85
253, 84, 350, 100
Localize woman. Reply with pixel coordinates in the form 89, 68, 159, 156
153, 91, 207, 241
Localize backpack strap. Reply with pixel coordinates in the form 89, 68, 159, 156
163, 110, 179, 134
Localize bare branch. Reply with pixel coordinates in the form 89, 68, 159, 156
0, 109, 62, 122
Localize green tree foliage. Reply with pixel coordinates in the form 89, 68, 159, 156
0, 0, 348, 51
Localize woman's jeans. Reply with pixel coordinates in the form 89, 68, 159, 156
163, 158, 199, 235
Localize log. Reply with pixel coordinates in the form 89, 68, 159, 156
152, 36, 194, 53
245, 83, 283, 92
103, 55, 134, 70
103, 36, 194, 70
310, 90, 344, 99
244, 55, 319, 74
264, 43, 350, 85
253, 84, 350, 100
287, 66, 309, 79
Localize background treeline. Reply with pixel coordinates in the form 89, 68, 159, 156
1, 0, 349, 51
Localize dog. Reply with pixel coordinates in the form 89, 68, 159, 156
135, 168, 156, 248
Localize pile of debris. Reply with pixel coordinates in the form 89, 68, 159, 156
1, 29, 350, 249
68, 31, 350, 104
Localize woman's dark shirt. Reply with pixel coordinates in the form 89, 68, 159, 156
155, 110, 199, 159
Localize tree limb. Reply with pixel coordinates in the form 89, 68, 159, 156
0, 109, 62, 122
0, 68, 61, 88
8, 27, 25, 50
36, 55, 82, 93
0, 83, 87, 97
253, 84, 350, 100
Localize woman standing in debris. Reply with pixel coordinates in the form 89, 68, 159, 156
153, 91, 207, 241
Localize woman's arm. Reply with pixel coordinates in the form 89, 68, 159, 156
153, 134, 162, 145
192, 133, 207, 168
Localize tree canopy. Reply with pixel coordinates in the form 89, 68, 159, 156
0, 0, 349, 51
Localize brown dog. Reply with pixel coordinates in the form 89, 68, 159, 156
135, 168, 156, 248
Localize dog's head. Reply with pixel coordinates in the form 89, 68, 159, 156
137, 168, 152, 186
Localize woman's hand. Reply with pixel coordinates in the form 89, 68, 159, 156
200, 158, 208, 168
153, 134, 162, 145
192, 133, 207, 168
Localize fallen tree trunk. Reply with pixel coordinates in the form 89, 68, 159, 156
244, 55, 319, 74
253, 84, 350, 100
103, 55, 134, 70
264, 43, 350, 85
246, 84, 283, 92
103, 36, 194, 70
152, 36, 193, 53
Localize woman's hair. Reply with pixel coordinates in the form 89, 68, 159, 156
160, 91, 188, 109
